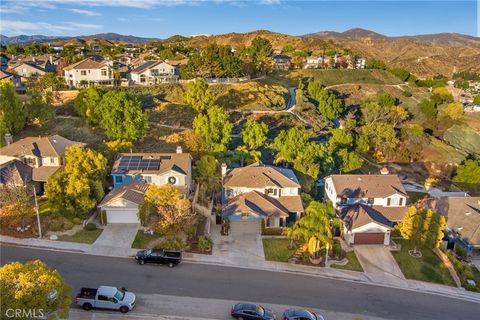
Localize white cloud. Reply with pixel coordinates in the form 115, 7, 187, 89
69, 8, 101, 16
67, 22, 102, 28
258, 0, 281, 5
1, 19, 102, 34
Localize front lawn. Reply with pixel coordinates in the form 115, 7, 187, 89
392, 240, 455, 286
263, 238, 295, 262
331, 251, 364, 272
58, 229, 103, 244
131, 230, 163, 249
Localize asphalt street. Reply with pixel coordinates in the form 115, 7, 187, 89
1, 245, 478, 320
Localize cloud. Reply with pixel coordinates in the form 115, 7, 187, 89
69, 8, 101, 16
1, 19, 102, 34
258, 0, 281, 5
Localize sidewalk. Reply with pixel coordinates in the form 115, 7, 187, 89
2, 234, 480, 304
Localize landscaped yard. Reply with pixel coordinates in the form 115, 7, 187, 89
131, 230, 163, 249
406, 191, 428, 205
263, 238, 295, 262
392, 240, 456, 286
331, 251, 364, 272
58, 229, 103, 244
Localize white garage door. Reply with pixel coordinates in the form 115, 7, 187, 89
105, 208, 140, 224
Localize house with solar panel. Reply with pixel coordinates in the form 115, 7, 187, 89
128, 60, 182, 85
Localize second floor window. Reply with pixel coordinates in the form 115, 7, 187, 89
101, 70, 107, 76
80, 70, 86, 76
367, 198, 374, 205
50, 158, 55, 164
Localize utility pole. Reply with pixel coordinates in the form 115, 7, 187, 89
33, 185, 42, 238
325, 242, 329, 267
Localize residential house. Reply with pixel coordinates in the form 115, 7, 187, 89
8, 55, 57, 78
110, 147, 192, 194
97, 182, 148, 224
129, 60, 180, 85
272, 54, 292, 70
0, 134, 86, 190
63, 58, 114, 87
222, 163, 304, 228
0, 69, 25, 93
305, 56, 326, 69
437, 196, 480, 257
0, 159, 33, 187
324, 172, 408, 245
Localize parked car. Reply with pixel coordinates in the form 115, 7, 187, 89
75, 286, 135, 313
135, 249, 182, 267
231, 303, 275, 320
282, 308, 324, 320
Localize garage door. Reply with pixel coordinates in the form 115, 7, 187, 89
105, 208, 140, 224
354, 233, 385, 245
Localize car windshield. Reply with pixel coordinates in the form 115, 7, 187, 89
114, 289, 125, 301
145, 249, 152, 255
256, 305, 265, 316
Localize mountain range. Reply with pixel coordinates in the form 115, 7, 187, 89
0, 33, 160, 44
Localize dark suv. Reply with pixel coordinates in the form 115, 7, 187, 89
231, 303, 276, 320
282, 308, 324, 320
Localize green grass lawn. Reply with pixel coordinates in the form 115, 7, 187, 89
392, 240, 455, 286
262, 238, 296, 262
331, 251, 364, 272
58, 229, 103, 244
131, 230, 163, 249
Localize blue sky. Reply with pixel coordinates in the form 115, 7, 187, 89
0, 1, 478, 38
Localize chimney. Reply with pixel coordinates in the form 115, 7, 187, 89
176, 146, 183, 154
4, 133, 13, 145
380, 167, 389, 175
32, 56, 36, 63
221, 163, 227, 177
49, 55, 53, 64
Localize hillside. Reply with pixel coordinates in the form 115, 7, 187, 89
0, 33, 159, 45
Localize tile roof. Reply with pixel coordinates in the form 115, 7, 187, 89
438, 197, 480, 246
111, 153, 191, 176
0, 135, 86, 158
0, 159, 33, 185
328, 174, 407, 198
63, 58, 107, 71
224, 163, 300, 189
98, 182, 149, 207
340, 204, 395, 231
223, 191, 290, 218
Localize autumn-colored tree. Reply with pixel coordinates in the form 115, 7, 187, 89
444, 102, 464, 120
0, 260, 71, 319
64, 145, 108, 183
0, 185, 34, 229
142, 185, 194, 238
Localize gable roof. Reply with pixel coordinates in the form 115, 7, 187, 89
340, 204, 394, 231
0, 69, 17, 80
0, 135, 86, 158
224, 163, 300, 189
98, 182, 149, 207
0, 159, 33, 185
130, 60, 162, 74
11, 61, 46, 73
223, 190, 290, 218
111, 153, 191, 176
328, 174, 407, 198
63, 58, 108, 71
439, 197, 480, 246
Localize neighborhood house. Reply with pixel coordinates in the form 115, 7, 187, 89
64, 58, 114, 87
129, 60, 181, 85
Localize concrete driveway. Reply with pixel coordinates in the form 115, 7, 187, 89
354, 245, 406, 287
92, 224, 140, 255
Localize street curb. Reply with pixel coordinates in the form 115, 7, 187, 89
2, 241, 480, 304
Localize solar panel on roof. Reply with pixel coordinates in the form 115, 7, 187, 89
160, 156, 171, 160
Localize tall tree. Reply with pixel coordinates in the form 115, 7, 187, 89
314, 88, 344, 120
184, 78, 216, 113
193, 105, 232, 152
0, 260, 71, 319
97, 91, 148, 141
74, 86, 104, 125
273, 127, 309, 164
453, 159, 480, 193
24, 89, 54, 125
0, 80, 25, 143
249, 37, 274, 73
0, 185, 34, 229
241, 120, 268, 149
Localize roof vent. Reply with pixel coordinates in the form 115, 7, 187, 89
465, 212, 471, 216
380, 167, 389, 175
52, 139, 57, 143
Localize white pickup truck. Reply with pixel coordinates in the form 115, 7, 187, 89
75, 286, 136, 313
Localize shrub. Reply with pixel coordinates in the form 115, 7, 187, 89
331, 240, 346, 260
198, 236, 212, 252
48, 219, 63, 232
62, 220, 74, 230
402, 91, 413, 97
262, 227, 285, 236
221, 218, 230, 236
84, 223, 97, 231
72, 217, 82, 225
155, 238, 185, 251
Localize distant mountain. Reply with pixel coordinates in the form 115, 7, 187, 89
0, 33, 160, 44
304, 28, 387, 39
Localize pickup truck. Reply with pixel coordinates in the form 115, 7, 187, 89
135, 249, 181, 267
75, 286, 136, 313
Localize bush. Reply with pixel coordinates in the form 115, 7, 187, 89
155, 238, 185, 251
262, 227, 285, 236
221, 218, 230, 236
402, 90, 413, 97
62, 220, 74, 231
84, 223, 97, 231
48, 219, 63, 232
331, 240, 346, 260
72, 217, 82, 225
198, 236, 212, 252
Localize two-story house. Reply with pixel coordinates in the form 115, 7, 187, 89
324, 172, 408, 245
0, 134, 86, 191
221, 163, 304, 230
63, 58, 114, 87
98, 147, 192, 224
129, 60, 180, 85
272, 54, 292, 70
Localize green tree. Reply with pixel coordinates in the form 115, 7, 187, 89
473, 95, 480, 104
0, 80, 25, 143
6, 44, 23, 55
193, 105, 232, 152
453, 159, 480, 192
273, 127, 309, 164
337, 148, 364, 173
184, 78, 216, 113
74, 86, 104, 125
418, 98, 438, 119
360, 122, 399, 161
64, 145, 108, 184
293, 143, 334, 178
314, 88, 344, 120
98, 91, 148, 141
241, 120, 268, 149
0, 260, 71, 319
249, 37, 274, 73
102, 139, 133, 163
444, 102, 464, 120
329, 129, 353, 151
24, 89, 54, 125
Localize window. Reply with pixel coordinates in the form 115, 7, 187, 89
24, 157, 36, 166
98, 295, 108, 301
389, 198, 400, 206
265, 188, 277, 196
50, 158, 55, 164
143, 176, 152, 183
115, 176, 123, 183
140, 75, 146, 83
101, 69, 107, 76
80, 70, 86, 76
367, 198, 374, 204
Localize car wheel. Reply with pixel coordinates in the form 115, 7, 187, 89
139, 260, 145, 265
168, 262, 174, 268
82, 303, 92, 311
119, 306, 129, 313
